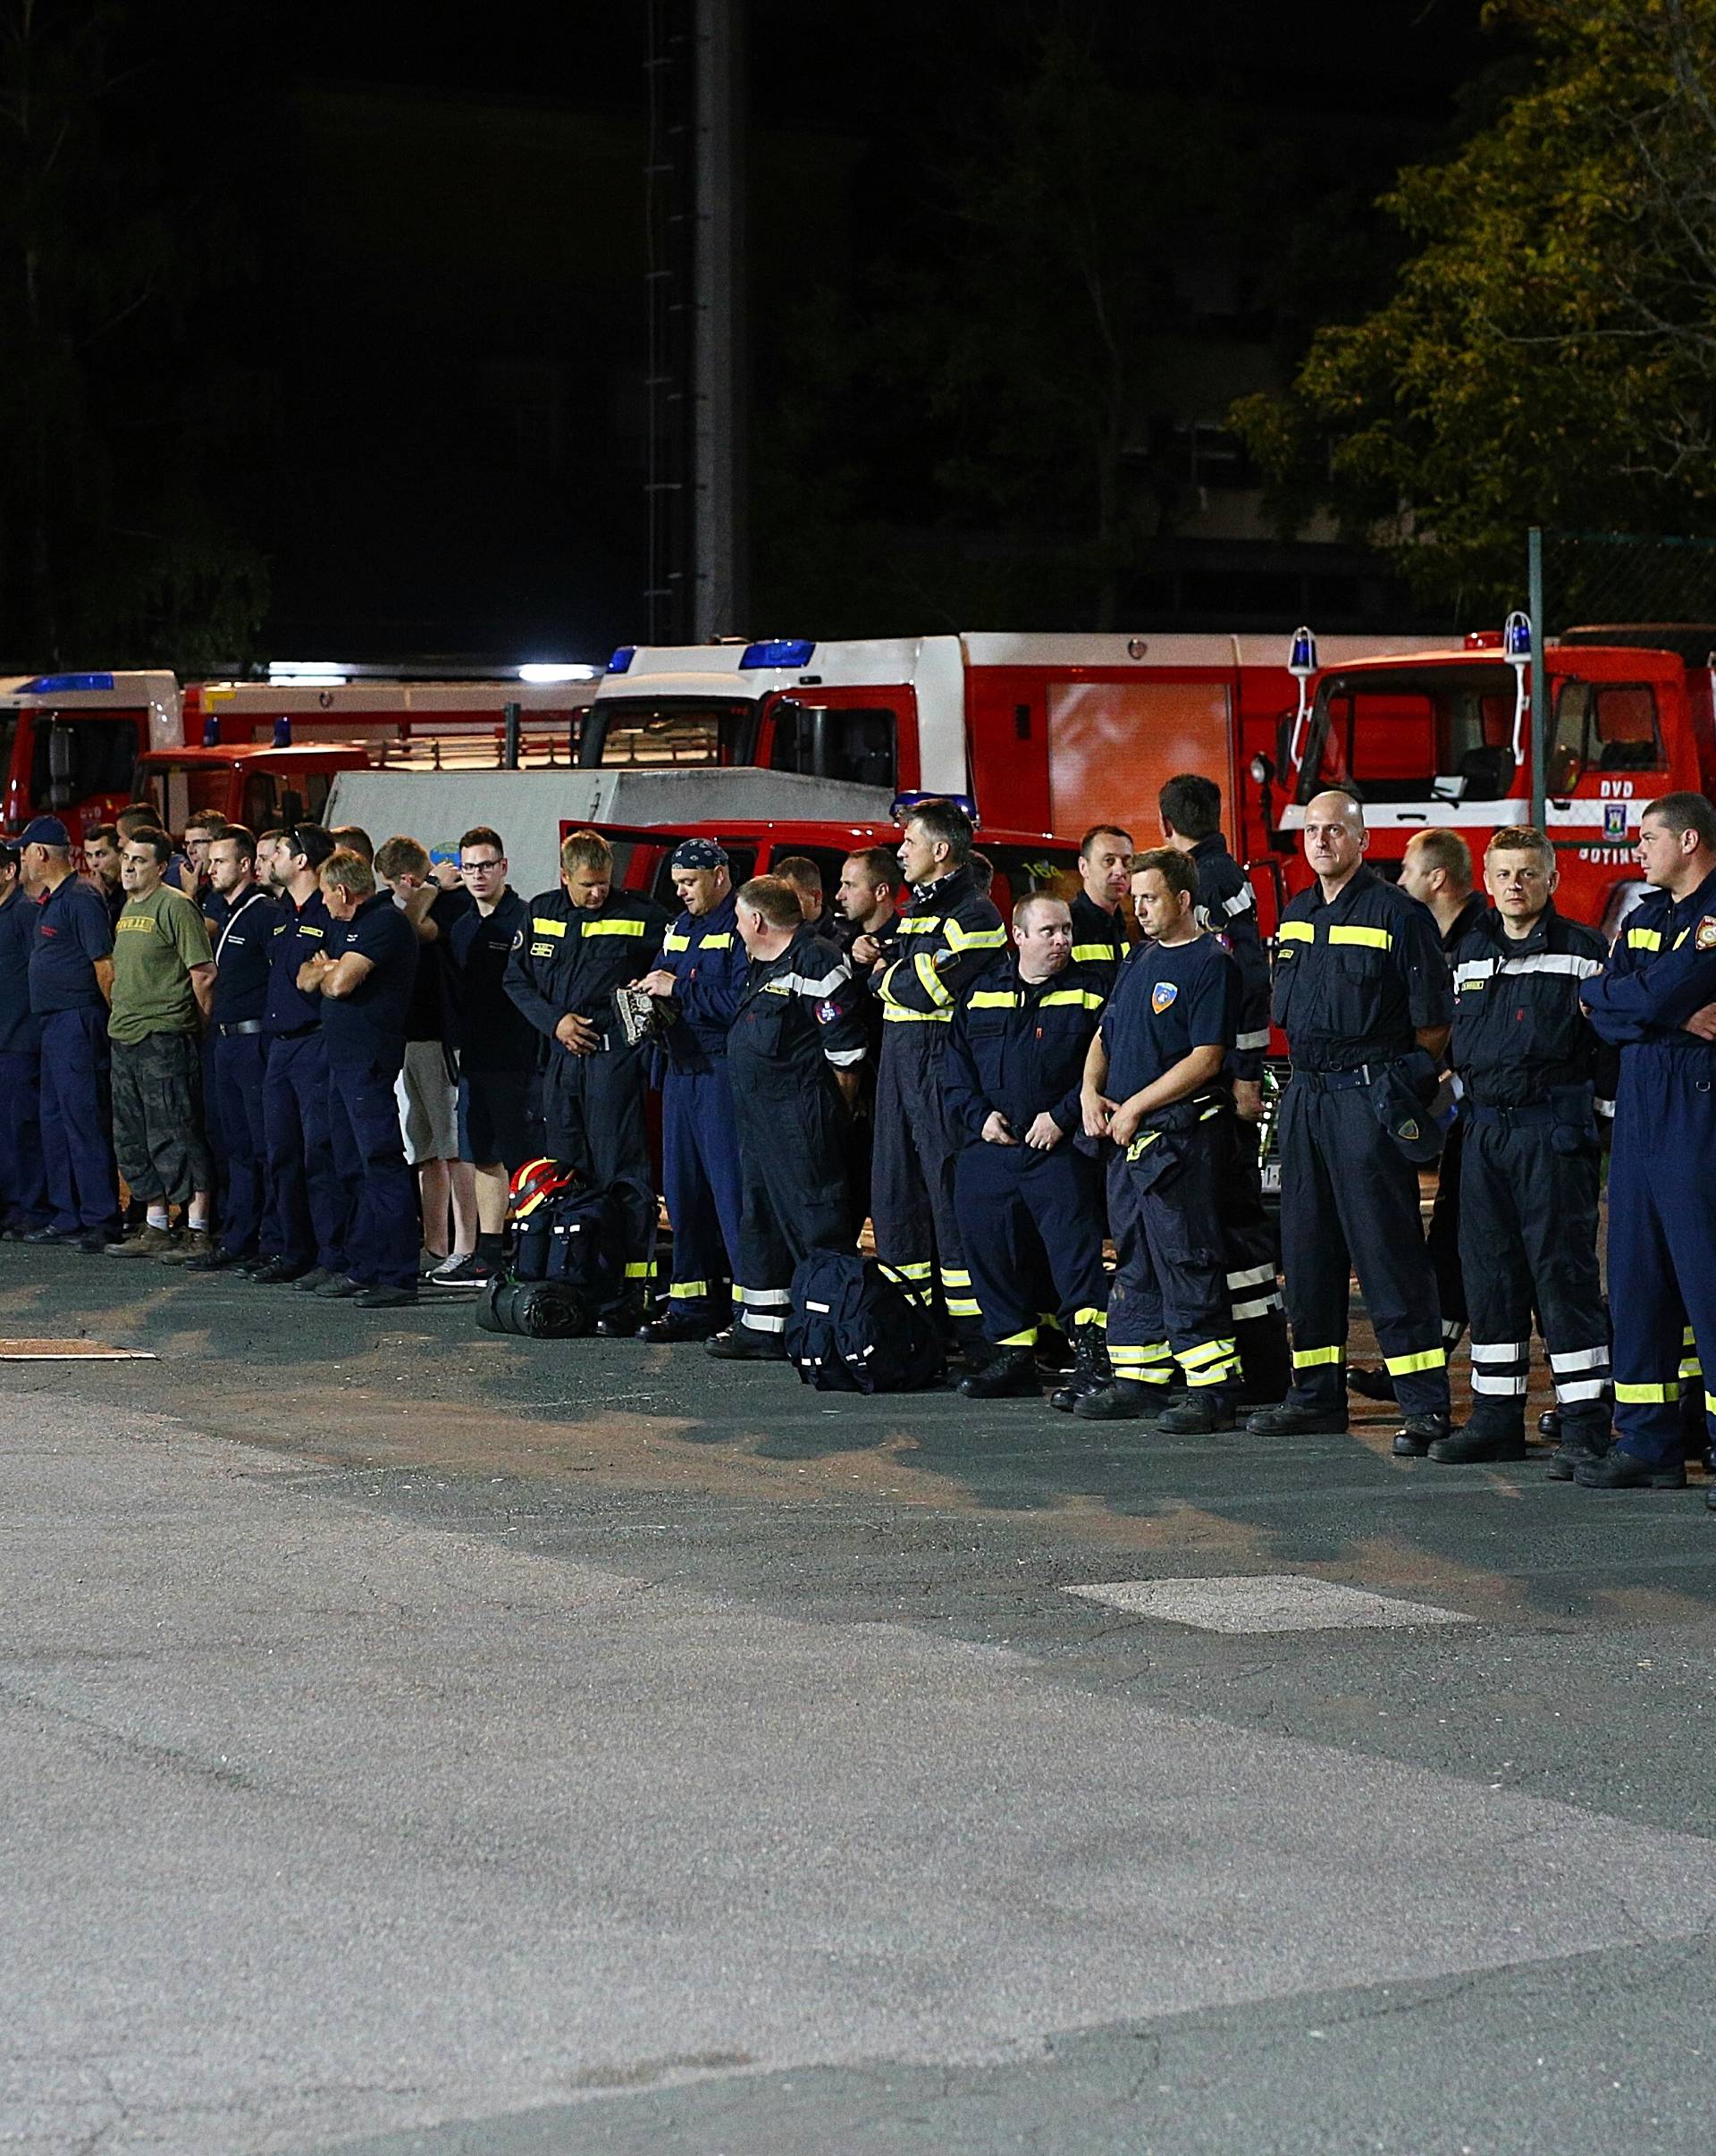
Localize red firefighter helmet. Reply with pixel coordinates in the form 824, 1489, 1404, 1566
507, 1157, 579, 1221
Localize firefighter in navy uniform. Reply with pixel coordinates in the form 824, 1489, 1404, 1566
1249, 789, 1455, 1451
707, 876, 868, 1360
1160, 773, 1291, 1402
1075, 847, 1242, 1428
867, 798, 1006, 1340
255, 824, 347, 1284
503, 828, 668, 1333
942, 893, 1110, 1402
188, 827, 278, 1272
1428, 825, 1614, 1469
1580, 791, 1716, 1496
1068, 825, 1133, 991
628, 838, 748, 1341
833, 846, 903, 1230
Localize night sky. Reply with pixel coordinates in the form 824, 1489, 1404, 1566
0, 0, 1501, 673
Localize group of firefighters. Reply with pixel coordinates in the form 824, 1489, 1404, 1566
5, 764, 1716, 1506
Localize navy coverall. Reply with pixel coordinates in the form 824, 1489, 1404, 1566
725, 927, 867, 1339
504, 887, 668, 1310
1424, 889, 1489, 1352
655, 890, 747, 1323
1190, 830, 1290, 1393
29, 872, 118, 1234
1101, 932, 1241, 1394
871, 864, 1006, 1331
206, 885, 278, 1261
1450, 902, 1613, 1440
1068, 890, 1130, 994
1582, 867, 1716, 1469
1272, 864, 1454, 1419
445, 889, 543, 1172
0, 885, 46, 1231
262, 891, 347, 1274
321, 892, 421, 1293
943, 957, 1109, 1347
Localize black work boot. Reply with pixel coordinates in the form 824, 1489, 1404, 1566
958, 1345, 1040, 1399
1050, 1323, 1112, 1413
1347, 1365, 1397, 1403
1247, 1399, 1349, 1436
1575, 1449, 1687, 1490
705, 1324, 787, 1362
1393, 1412, 1452, 1458
1073, 1380, 1160, 1423
596, 1298, 648, 1338
1428, 1416, 1527, 1465
1545, 1413, 1610, 1482
1156, 1386, 1236, 1436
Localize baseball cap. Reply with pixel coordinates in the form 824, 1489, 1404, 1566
19, 815, 71, 848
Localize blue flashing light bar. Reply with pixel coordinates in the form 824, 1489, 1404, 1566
608, 645, 637, 674
202, 714, 221, 747
1503, 611, 1533, 664
273, 714, 292, 747
21, 672, 114, 695
890, 789, 980, 828
739, 638, 815, 670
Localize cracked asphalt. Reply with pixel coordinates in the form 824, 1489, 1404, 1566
2, 1242, 1715, 2154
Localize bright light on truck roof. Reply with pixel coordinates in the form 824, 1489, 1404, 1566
608, 646, 637, 674
266, 661, 350, 684
739, 639, 816, 670
517, 663, 599, 684
21, 672, 115, 694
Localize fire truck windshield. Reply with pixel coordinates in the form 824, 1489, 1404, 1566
578, 698, 758, 770
1294, 665, 1520, 807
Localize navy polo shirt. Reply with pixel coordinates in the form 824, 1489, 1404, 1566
209, 887, 280, 1025
29, 872, 114, 1015
1101, 932, 1239, 1099
319, 891, 419, 1069
0, 888, 41, 1054
445, 888, 537, 1074
264, 889, 336, 1036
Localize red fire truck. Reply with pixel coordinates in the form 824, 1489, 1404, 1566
0, 670, 181, 834
1266, 624, 1716, 935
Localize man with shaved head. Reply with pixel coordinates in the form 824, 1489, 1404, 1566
1249, 789, 1456, 1453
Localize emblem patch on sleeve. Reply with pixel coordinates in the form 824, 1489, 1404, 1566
1697, 916, 1716, 950
815, 998, 840, 1023
1151, 980, 1179, 1013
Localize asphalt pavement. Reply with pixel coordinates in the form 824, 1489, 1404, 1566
2, 1242, 1714, 2155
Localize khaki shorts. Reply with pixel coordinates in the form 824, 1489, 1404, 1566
394, 1039, 459, 1165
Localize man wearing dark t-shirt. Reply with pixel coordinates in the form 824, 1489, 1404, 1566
299, 848, 421, 1306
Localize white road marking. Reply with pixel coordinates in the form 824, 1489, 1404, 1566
1065, 1573, 1472, 1632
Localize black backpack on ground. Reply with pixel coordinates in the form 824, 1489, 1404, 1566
786, 1251, 945, 1394
475, 1171, 630, 1340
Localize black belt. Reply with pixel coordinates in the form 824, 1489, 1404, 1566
1466, 1100, 1557, 1130
1291, 1064, 1378, 1092
268, 1021, 318, 1040
218, 1018, 264, 1038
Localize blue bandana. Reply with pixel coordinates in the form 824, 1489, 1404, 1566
669, 838, 729, 871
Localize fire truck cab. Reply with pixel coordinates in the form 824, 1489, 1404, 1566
1271, 626, 1716, 934
0, 670, 179, 835
133, 743, 378, 837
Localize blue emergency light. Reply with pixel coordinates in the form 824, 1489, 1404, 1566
739, 639, 816, 670
1288, 627, 1316, 678
273, 714, 292, 747
608, 645, 636, 674
890, 789, 980, 827
1503, 611, 1532, 665
21, 672, 114, 695
202, 714, 220, 747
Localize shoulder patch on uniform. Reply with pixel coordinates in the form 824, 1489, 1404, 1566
1697, 916, 1716, 950
1151, 980, 1178, 1013
814, 998, 840, 1023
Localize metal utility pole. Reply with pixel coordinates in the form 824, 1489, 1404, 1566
691, 0, 746, 640
1528, 526, 1547, 831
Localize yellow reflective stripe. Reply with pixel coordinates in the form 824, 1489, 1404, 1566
945, 920, 1006, 953
1069, 942, 1115, 964
1706, 1391, 1716, 1418
896, 919, 941, 936
914, 951, 954, 1006
969, 990, 1022, 1008
1292, 1344, 1342, 1368
940, 1268, 972, 1287
583, 917, 648, 938
1675, 929, 1691, 949
669, 1280, 710, 1299
1679, 1357, 1703, 1380
1277, 920, 1315, 943
1384, 1347, 1446, 1376
1073, 1306, 1106, 1328
1124, 1130, 1162, 1163
946, 1298, 982, 1317
531, 916, 566, 937
1179, 1337, 1235, 1369
662, 931, 691, 951
1627, 926, 1663, 951
1615, 1380, 1679, 1402
1110, 1342, 1172, 1364
623, 1259, 656, 1278
1685, 1326, 1697, 1347
1328, 923, 1392, 951
1185, 1360, 1238, 1387
882, 1005, 950, 1023
1040, 989, 1106, 1008
699, 931, 734, 948
997, 1327, 1039, 1347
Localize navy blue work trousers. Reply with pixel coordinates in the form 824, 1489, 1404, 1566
326, 1051, 420, 1290
38, 1006, 118, 1233
661, 1059, 743, 1319
264, 1032, 347, 1273
211, 1031, 270, 1259
0, 1047, 48, 1228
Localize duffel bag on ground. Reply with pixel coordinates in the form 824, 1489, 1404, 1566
475, 1275, 593, 1338
786, 1251, 945, 1394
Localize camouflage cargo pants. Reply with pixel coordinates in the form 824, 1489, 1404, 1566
111, 1031, 213, 1206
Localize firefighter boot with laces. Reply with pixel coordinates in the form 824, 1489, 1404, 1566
1050, 1322, 1113, 1413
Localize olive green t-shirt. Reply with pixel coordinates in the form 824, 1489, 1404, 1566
108, 885, 214, 1044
